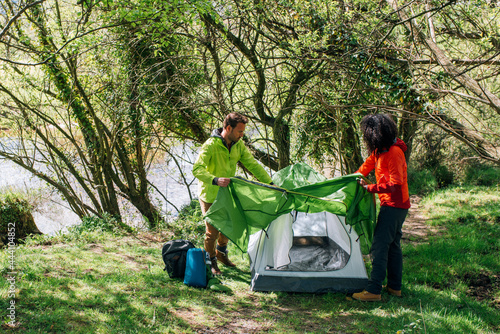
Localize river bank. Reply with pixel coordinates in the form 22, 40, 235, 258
0, 156, 195, 235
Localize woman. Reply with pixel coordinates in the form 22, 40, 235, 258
352, 113, 411, 301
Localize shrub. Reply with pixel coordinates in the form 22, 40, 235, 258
69, 213, 124, 234
0, 191, 41, 246
464, 164, 500, 186
407, 168, 438, 195
177, 199, 203, 221
434, 165, 454, 188
168, 199, 205, 245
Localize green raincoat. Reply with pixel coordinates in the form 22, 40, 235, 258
192, 129, 273, 203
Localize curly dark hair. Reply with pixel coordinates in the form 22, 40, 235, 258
223, 112, 248, 129
360, 113, 398, 154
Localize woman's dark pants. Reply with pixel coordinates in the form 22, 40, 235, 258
367, 206, 408, 295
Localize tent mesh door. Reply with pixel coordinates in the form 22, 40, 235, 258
277, 212, 351, 271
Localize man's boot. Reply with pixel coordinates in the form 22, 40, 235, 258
216, 249, 237, 267
210, 257, 222, 275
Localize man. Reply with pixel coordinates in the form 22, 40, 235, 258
193, 113, 273, 275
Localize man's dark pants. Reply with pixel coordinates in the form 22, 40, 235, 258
367, 206, 409, 295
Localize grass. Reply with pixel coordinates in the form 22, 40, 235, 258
1, 186, 499, 333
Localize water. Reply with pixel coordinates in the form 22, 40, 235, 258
0, 143, 197, 235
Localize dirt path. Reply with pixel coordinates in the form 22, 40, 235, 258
401, 195, 437, 244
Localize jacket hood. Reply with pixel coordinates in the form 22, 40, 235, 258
211, 128, 223, 139
393, 138, 407, 152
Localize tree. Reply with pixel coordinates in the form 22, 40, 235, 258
298, 0, 500, 171
107, 0, 500, 175
0, 0, 173, 227
126, 0, 330, 171
385, 0, 500, 165
1, 0, 498, 233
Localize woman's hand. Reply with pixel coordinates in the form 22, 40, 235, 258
357, 178, 368, 190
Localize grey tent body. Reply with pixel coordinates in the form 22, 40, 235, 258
248, 211, 368, 293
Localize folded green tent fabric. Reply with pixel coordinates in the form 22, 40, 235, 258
204, 163, 376, 252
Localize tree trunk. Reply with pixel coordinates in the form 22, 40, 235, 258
398, 112, 418, 164
341, 116, 364, 174
274, 121, 291, 170
31, 3, 122, 219
129, 192, 163, 229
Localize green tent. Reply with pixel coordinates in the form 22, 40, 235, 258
205, 163, 376, 252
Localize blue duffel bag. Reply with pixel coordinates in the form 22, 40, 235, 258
184, 248, 211, 288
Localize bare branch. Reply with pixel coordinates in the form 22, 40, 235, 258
0, 0, 46, 40
392, 58, 500, 66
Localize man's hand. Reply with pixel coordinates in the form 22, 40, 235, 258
217, 178, 231, 187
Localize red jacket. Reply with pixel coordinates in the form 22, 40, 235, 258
356, 138, 411, 209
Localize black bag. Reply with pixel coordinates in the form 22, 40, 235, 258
162, 239, 195, 278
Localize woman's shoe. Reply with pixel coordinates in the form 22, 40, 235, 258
387, 287, 402, 297
352, 290, 381, 301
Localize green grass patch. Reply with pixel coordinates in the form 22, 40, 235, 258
1, 186, 499, 333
